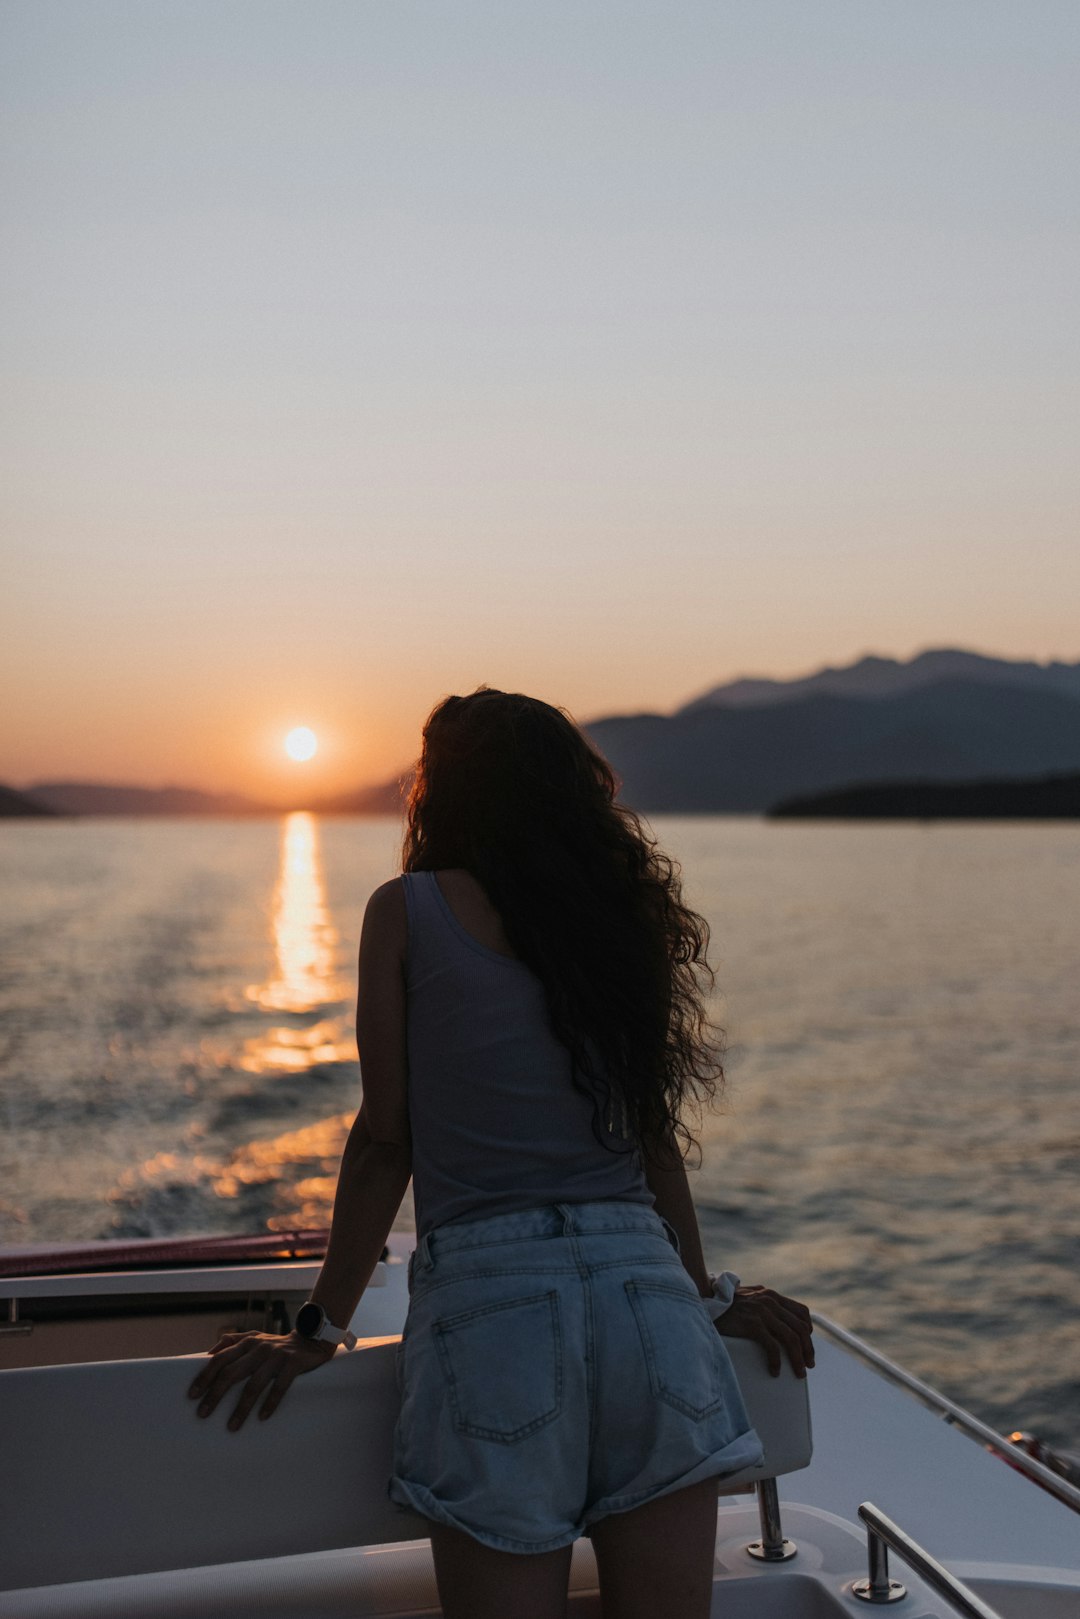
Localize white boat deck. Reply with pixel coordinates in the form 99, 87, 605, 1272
1, 1230, 1076, 1618
775, 1328, 1080, 1600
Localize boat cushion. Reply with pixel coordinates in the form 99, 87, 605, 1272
0, 1333, 810, 1598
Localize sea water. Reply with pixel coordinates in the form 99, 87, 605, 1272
1, 813, 1077, 1448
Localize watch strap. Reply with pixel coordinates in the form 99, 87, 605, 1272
314, 1317, 358, 1351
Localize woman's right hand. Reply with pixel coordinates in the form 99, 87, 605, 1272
186, 1328, 337, 1431
714, 1285, 815, 1379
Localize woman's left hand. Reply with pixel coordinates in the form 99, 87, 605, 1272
187, 1329, 337, 1431
714, 1285, 816, 1379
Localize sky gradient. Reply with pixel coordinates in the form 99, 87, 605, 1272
3, 1, 1079, 801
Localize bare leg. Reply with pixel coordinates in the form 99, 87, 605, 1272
589, 1478, 720, 1619
429, 1520, 574, 1619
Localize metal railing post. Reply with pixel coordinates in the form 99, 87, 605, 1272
853, 1520, 906, 1603
853, 1503, 1005, 1616
745, 1478, 797, 1561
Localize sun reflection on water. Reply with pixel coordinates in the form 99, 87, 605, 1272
111, 1112, 354, 1231
235, 1018, 354, 1073
240, 811, 354, 1075
247, 811, 347, 1015
105, 813, 364, 1235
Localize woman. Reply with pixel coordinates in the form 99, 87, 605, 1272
187, 689, 814, 1619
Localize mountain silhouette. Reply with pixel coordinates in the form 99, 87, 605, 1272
585, 675, 1080, 813
307, 778, 411, 815
11, 649, 1080, 819
679, 648, 1080, 713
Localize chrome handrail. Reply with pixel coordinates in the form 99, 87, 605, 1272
854, 1502, 1003, 1615
812, 1312, 1080, 1516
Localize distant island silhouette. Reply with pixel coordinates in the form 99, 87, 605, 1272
4, 648, 1079, 818
8, 782, 278, 818
768, 771, 1080, 820
0, 777, 410, 819
0, 784, 58, 817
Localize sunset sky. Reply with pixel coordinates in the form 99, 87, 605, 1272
3, 2, 1078, 802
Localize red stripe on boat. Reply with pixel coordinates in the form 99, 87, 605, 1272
0, 1229, 330, 1277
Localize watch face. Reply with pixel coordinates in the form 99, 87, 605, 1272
295, 1302, 323, 1339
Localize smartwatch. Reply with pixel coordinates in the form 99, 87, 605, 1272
294, 1300, 358, 1351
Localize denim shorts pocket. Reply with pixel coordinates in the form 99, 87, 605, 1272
625, 1278, 724, 1420
433, 1290, 562, 1444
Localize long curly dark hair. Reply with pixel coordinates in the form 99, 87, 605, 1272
401, 688, 724, 1160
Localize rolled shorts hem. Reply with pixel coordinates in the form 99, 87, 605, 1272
387, 1475, 581, 1556
387, 1424, 764, 1556
582, 1427, 765, 1530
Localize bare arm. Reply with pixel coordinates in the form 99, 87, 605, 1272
307, 1111, 412, 1330
644, 1133, 815, 1379
187, 878, 413, 1427
643, 1139, 712, 1298
309, 878, 412, 1325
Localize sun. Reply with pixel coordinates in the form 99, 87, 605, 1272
284, 726, 318, 762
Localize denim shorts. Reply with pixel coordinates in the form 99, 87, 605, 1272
387, 1200, 764, 1555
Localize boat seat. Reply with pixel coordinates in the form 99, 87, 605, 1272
0, 1333, 811, 1616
